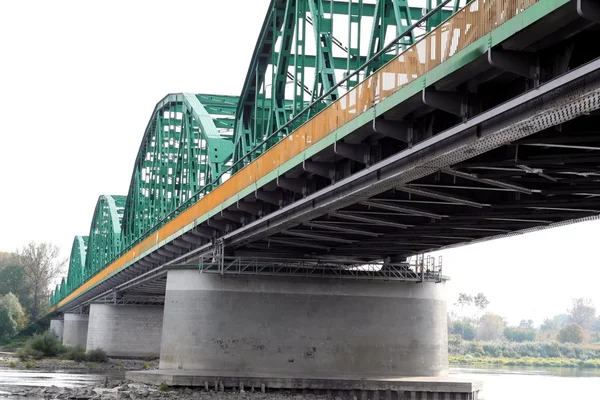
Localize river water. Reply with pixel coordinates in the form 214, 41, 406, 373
451, 366, 600, 399
0, 366, 598, 399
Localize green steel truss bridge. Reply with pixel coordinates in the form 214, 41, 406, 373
52, 0, 600, 311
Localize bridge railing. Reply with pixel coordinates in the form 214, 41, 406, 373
52, 0, 543, 307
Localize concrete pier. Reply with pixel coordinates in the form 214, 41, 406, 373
62, 313, 89, 348
49, 318, 64, 342
86, 303, 163, 358
158, 269, 448, 377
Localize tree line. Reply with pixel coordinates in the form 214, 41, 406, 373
0, 243, 65, 339
449, 292, 600, 345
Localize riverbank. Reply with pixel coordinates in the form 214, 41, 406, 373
0, 352, 158, 372
450, 355, 600, 368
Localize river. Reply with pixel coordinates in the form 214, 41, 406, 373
0, 366, 598, 399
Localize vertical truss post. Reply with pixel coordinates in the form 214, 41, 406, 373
308, 0, 338, 106
346, 0, 363, 88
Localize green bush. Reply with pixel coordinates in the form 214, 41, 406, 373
86, 348, 108, 363
16, 347, 44, 361
559, 324, 585, 344
26, 331, 65, 357
449, 340, 600, 360
450, 355, 600, 368
159, 383, 169, 391
63, 345, 87, 362
16, 331, 66, 360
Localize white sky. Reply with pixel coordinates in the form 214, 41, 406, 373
1, 0, 599, 326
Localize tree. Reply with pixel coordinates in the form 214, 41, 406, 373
568, 298, 596, 329
0, 264, 27, 296
0, 309, 14, 339
455, 293, 473, 337
540, 314, 569, 332
451, 319, 476, 340
504, 327, 536, 342
477, 313, 506, 341
0, 252, 18, 269
455, 293, 473, 315
519, 319, 534, 329
558, 324, 585, 344
474, 293, 490, 312
18, 242, 66, 321
0, 293, 25, 330
0, 293, 25, 339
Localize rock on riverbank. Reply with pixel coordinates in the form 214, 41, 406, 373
9, 381, 330, 400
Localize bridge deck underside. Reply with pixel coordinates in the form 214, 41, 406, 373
229, 118, 600, 260
56, 1, 600, 312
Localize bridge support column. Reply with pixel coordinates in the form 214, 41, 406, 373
86, 304, 163, 358
158, 269, 448, 377
49, 318, 64, 342
62, 313, 89, 348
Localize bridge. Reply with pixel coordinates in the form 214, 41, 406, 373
47, 0, 600, 394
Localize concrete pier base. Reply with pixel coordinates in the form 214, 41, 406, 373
86, 303, 163, 358
127, 370, 482, 399
62, 313, 89, 348
49, 318, 64, 342
159, 269, 448, 377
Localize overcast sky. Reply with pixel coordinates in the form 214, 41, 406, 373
1, 0, 599, 326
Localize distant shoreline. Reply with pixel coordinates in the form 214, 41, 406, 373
450, 355, 600, 368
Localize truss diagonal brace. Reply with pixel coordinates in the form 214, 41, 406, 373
442, 168, 535, 195
422, 89, 465, 118
359, 200, 445, 219
303, 222, 380, 237
488, 48, 539, 80
334, 142, 370, 164
331, 212, 412, 229
282, 230, 356, 244
578, 0, 600, 23
372, 119, 413, 143
397, 186, 488, 208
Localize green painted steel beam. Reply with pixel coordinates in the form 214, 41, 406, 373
325, 1, 453, 20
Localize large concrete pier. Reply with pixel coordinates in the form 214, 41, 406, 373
49, 318, 64, 342
86, 304, 163, 358
159, 269, 448, 377
62, 313, 88, 348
